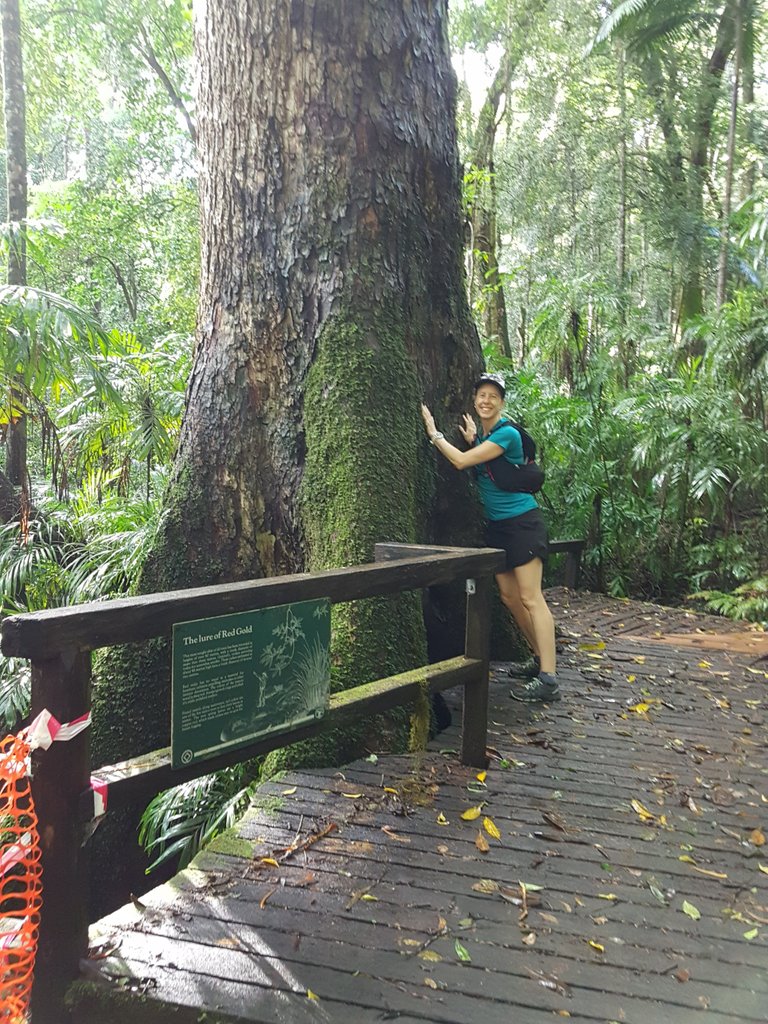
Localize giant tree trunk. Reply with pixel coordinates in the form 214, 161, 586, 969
1, 0, 27, 485
94, 0, 481, 769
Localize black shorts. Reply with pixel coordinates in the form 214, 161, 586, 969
485, 508, 549, 571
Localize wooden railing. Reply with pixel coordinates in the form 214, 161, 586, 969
0, 542, 504, 1023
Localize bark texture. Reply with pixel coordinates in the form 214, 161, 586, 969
93, 0, 482, 767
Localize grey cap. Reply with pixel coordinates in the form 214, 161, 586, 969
474, 372, 506, 397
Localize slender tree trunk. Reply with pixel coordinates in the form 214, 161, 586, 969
681, 2, 735, 330
616, 45, 632, 386
740, 4, 756, 199
716, 0, 743, 307
467, 49, 514, 358
1, 0, 27, 486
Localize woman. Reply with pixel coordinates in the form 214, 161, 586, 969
421, 372, 559, 702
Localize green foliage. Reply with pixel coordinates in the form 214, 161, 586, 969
138, 764, 259, 872
693, 576, 768, 625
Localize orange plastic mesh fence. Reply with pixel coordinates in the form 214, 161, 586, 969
0, 733, 42, 1024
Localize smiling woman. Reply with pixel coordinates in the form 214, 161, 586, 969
420, 371, 560, 703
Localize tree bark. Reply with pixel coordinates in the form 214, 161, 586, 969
1, 0, 28, 486
93, 0, 481, 766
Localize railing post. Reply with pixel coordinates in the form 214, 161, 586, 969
461, 574, 492, 767
29, 648, 92, 1024
564, 548, 582, 589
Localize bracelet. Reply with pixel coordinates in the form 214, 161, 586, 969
430, 431, 444, 444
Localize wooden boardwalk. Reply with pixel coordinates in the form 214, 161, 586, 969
71, 589, 768, 1023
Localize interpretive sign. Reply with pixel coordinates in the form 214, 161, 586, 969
171, 599, 330, 768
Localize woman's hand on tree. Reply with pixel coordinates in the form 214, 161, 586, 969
458, 413, 476, 445
420, 403, 437, 437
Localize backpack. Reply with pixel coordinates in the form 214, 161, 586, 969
480, 418, 545, 494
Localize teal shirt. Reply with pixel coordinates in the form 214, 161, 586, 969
475, 421, 538, 522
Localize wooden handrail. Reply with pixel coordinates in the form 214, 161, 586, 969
0, 543, 504, 1024
1, 547, 504, 657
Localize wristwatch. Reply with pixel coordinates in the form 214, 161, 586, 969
430, 431, 444, 444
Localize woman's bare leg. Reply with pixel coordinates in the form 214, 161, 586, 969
509, 558, 556, 674
495, 569, 539, 657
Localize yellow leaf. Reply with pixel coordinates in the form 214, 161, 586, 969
631, 799, 655, 822
758, 864, 768, 875
698, 660, 712, 668
383, 786, 398, 794
476, 770, 487, 783
281, 786, 297, 795
259, 857, 279, 867
750, 829, 766, 847
342, 792, 362, 799
597, 893, 618, 900
626, 674, 636, 683
588, 940, 605, 953
461, 805, 483, 821
629, 702, 652, 714
679, 855, 697, 865
361, 894, 378, 901
401, 938, 421, 947
436, 812, 449, 826
419, 949, 442, 962
307, 990, 320, 1001
424, 977, 438, 989
578, 641, 606, 651
690, 866, 728, 879
633, 655, 646, 664
475, 831, 490, 853
483, 816, 502, 840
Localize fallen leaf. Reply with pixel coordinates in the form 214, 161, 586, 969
522, 932, 537, 945
419, 950, 443, 962
628, 702, 652, 714
698, 660, 712, 669
475, 831, 490, 853
633, 655, 646, 664
626, 674, 636, 683
259, 857, 279, 867
744, 928, 759, 941
750, 829, 766, 847
679, 855, 697, 865
281, 786, 297, 795
259, 888, 275, 909
361, 894, 378, 902
424, 977, 438, 989
587, 940, 605, 953
674, 968, 690, 983
461, 805, 483, 821
436, 844, 449, 854
682, 900, 701, 921
631, 799, 656, 822
454, 939, 471, 962
538, 912, 558, 925
592, 915, 608, 925
383, 786, 398, 794
476, 770, 487, 783
307, 990, 320, 1001
401, 939, 421, 947
341, 792, 362, 799
483, 816, 502, 840
649, 885, 667, 905
597, 893, 618, 901
472, 878, 499, 894
758, 864, 768, 875
436, 813, 449, 826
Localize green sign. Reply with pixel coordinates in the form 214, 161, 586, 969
171, 600, 330, 768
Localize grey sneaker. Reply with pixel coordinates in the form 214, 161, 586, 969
508, 656, 540, 679
510, 673, 561, 703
